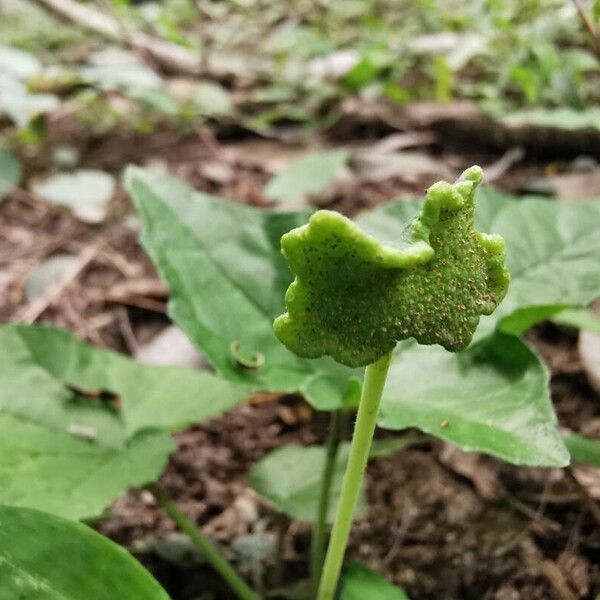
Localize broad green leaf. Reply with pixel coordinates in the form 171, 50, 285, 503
552, 308, 600, 334
0, 415, 173, 520
0, 504, 170, 599
0, 324, 247, 443
264, 149, 349, 202
32, 170, 116, 223
564, 434, 600, 466
275, 167, 508, 367
341, 564, 410, 600
0, 146, 20, 202
126, 166, 354, 410
249, 438, 410, 523
378, 333, 569, 467
193, 82, 233, 117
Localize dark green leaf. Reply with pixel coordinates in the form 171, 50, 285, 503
0, 504, 170, 599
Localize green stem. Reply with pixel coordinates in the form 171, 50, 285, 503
317, 352, 393, 600
149, 485, 259, 600
310, 409, 343, 590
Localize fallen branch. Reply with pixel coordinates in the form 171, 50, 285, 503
28, 0, 204, 76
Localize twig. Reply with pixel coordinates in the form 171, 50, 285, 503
571, 0, 600, 60
28, 0, 204, 76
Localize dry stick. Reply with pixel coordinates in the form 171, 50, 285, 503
149, 485, 259, 600
571, 0, 600, 60
28, 0, 204, 76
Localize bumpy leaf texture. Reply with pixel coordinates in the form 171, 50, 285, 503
274, 167, 510, 367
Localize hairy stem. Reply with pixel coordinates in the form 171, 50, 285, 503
316, 352, 393, 600
310, 409, 344, 590
149, 485, 259, 600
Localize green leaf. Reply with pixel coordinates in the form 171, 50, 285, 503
0, 323, 247, 519
0, 504, 170, 599
126, 166, 354, 410
0, 44, 42, 79
552, 308, 600, 334
564, 434, 600, 466
249, 438, 411, 523
341, 563, 410, 600
1, 324, 247, 441
0, 145, 21, 201
0, 415, 174, 520
264, 149, 349, 202
32, 170, 116, 223
274, 167, 509, 367
378, 333, 569, 467
501, 107, 600, 131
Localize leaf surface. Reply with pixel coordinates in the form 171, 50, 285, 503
378, 333, 569, 466
341, 564, 410, 600
0, 504, 170, 599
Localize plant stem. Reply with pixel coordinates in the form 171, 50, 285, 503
316, 352, 393, 600
149, 485, 259, 600
310, 409, 343, 590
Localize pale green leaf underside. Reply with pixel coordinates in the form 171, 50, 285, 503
0, 504, 170, 599
274, 167, 509, 367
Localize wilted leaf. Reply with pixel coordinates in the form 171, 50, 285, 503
264, 149, 349, 202
0, 504, 170, 599
379, 333, 569, 467
32, 169, 115, 222
0, 146, 20, 201
341, 563, 410, 600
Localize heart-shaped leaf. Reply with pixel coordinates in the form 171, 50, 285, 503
0, 504, 170, 599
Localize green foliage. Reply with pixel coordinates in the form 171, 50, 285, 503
264, 149, 349, 203
274, 167, 509, 367
129, 167, 600, 466
0, 504, 170, 599
0, 146, 21, 201
552, 308, 600, 334
249, 438, 410, 522
379, 333, 568, 467
0, 324, 247, 519
341, 564, 409, 600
